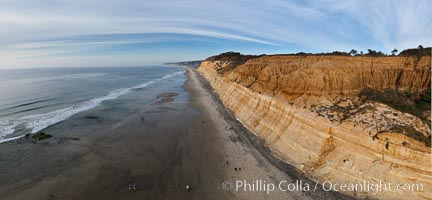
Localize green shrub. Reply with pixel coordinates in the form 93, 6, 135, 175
359, 87, 431, 120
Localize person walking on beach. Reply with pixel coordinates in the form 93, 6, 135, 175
128, 184, 137, 191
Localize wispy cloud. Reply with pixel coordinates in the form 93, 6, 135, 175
311, 0, 432, 50
0, 0, 430, 68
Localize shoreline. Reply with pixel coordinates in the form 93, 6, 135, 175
184, 66, 355, 199
0, 66, 355, 200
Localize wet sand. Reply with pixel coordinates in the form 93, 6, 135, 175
183, 67, 354, 200
0, 68, 353, 200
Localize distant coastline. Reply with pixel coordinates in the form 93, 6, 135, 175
164, 60, 202, 68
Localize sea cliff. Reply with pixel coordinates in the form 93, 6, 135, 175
198, 54, 432, 200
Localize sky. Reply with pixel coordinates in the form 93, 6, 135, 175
0, 0, 431, 68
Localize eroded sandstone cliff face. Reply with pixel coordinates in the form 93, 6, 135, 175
198, 55, 431, 200
228, 56, 430, 104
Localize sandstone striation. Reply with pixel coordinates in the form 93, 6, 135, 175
198, 55, 432, 200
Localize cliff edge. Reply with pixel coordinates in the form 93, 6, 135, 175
198, 53, 432, 200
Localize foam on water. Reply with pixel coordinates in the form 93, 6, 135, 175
0, 70, 184, 143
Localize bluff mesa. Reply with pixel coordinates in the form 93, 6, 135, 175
198, 51, 431, 200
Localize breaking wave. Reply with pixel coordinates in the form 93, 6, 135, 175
0, 70, 184, 143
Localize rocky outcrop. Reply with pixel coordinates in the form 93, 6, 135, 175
198, 55, 432, 200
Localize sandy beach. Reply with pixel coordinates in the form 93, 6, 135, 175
0, 67, 352, 200
184, 67, 354, 200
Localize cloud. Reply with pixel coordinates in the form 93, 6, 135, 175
312, 0, 432, 50
0, 0, 430, 68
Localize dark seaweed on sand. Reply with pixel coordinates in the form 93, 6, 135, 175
85, 116, 99, 119
25, 132, 53, 142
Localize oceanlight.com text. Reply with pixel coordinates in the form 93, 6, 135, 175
222, 180, 424, 194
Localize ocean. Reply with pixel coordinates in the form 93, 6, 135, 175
0, 66, 185, 143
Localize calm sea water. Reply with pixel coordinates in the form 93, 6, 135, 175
0, 66, 184, 143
